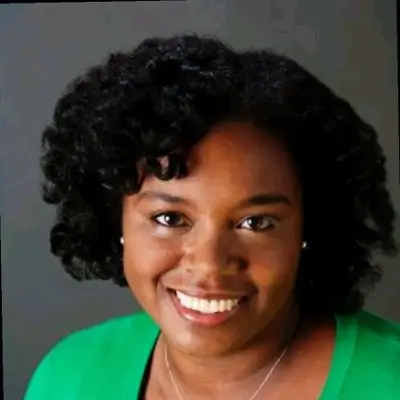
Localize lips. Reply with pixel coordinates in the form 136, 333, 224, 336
167, 288, 249, 300
175, 290, 242, 313
167, 288, 251, 327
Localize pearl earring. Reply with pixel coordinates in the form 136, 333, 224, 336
302, 241, 308, 249
120, 237, 124, 245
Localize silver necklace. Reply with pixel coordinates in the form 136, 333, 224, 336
164, 340, 291, 400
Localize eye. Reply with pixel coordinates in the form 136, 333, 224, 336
151, 212, 186, 228
238, 215, 277, 232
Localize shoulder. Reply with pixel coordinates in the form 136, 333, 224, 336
36, 311, 157, 365
24, 312, 159, 399
341, 310, 400, 397
355, 310, 400, 370
354, 310, 400, 350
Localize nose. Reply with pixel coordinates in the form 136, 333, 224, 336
182, 227, 244, 277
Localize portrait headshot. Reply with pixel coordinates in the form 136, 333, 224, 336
2, 2, 399, 400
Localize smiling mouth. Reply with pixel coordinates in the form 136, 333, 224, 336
174, 290, 245, 313
167, 289, 250, 326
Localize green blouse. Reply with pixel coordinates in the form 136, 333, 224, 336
24, 310, 400, 399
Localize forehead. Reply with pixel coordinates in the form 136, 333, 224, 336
141, 121, 301, 201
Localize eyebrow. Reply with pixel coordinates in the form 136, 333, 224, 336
239, 193, 292, 207
138, 191, 190, 204
137, 191, 292, 207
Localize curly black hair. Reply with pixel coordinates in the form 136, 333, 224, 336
41, 34, 397, 314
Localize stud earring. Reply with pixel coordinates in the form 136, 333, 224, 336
302, 241, 308, 249
120, 237, 124, 245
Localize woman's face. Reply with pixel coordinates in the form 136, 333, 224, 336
122, 121, 304, 357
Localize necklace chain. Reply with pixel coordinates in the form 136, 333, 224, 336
164, 339, 291, 400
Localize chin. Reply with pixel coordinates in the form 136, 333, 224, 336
164, 323, 253, 358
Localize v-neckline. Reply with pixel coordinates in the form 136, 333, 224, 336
128, 312, 359, 399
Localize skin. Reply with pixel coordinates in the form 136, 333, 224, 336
122, 121, 334, 399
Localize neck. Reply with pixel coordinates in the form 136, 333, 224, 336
160, 301, 301, 399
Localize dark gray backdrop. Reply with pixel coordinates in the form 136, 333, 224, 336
1, 1, 398, 399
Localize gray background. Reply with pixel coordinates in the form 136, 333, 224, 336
1, 1, 398, 399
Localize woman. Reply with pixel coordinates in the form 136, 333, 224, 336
25, 34, 399, 399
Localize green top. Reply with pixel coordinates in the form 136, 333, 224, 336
24, 310, 400, 399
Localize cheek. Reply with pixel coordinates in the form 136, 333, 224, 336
123, 235, 181, 316
123, 235, 180, 280
247, 241, 301, 300
122, 230, 183, 297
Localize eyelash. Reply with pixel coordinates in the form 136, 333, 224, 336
149, 212, 278, 232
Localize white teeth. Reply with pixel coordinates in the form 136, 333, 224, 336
175, 291, 241, 314
210, 300, 219, 313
